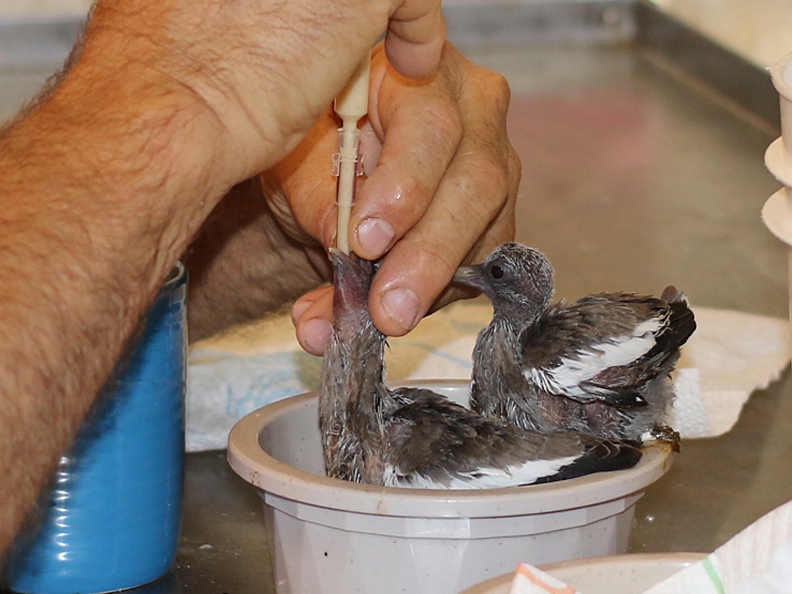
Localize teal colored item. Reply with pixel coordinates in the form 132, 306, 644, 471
2, 264, 187, 594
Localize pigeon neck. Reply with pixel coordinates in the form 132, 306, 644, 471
491, 303, 541, 333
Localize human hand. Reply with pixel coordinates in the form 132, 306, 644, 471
76, 0, 445, 196
261, 42, 520, 355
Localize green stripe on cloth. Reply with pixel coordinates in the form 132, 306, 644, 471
702, 557, 725, 594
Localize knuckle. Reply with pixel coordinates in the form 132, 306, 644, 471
469, 68, 512, 117
506, 145, 522, 196
466, 152, 511, 203
485, 70, 512, 107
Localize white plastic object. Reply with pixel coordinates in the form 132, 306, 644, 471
334, 54, 371, 254
765, 53, 792, 190
227, 380, 674, 594
763, 52, 792, 327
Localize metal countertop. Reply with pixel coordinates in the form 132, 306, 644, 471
2, 1, 790, 592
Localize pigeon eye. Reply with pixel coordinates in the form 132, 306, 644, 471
489, 264, 505, 280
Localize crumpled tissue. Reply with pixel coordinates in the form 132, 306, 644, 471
185, 301, 790, 452
506, 497, 792, 594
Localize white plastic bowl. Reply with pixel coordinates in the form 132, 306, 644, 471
460, 552, 705, 594
227, 380, 673, 594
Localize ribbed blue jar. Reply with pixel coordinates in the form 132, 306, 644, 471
2, 264, 187, 594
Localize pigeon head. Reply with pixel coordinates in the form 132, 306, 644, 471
453, 243, 555, 321
329, 248, 374, 337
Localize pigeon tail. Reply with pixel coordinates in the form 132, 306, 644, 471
600, 391, 649, 409
533, 438, 643, 484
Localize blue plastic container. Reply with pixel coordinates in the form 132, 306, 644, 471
2, 264, 188, 594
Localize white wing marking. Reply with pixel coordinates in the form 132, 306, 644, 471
524, 317, 661, 398
382, 455, 580, 489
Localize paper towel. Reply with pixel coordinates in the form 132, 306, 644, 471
643, 498, 792, 594
508, 563, 580, 594
186, 301, 791, 452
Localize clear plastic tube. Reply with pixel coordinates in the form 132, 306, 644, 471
335, 125, 361, 254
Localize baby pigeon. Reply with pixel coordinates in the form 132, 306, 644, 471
319, 248, 643, 489
453, 242, 695, 445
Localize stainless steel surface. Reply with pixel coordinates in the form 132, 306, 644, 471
2, 1, 790, 591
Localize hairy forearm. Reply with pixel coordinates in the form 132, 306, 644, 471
0, 0, 448, 560
0, 40, 224, 558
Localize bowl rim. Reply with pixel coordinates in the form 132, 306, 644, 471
227, 379, 674, 518
459, 552, 707, 594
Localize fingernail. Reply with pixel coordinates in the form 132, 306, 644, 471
381, 288, 421, 331
300, 318, 333, 356
357, 217, 395, 257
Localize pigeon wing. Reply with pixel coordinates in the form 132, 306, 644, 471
577, 290, 695, 403
520, 293, 673, 408
383, 388, 642, 489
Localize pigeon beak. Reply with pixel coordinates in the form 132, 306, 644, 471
452, 264, 487, 292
